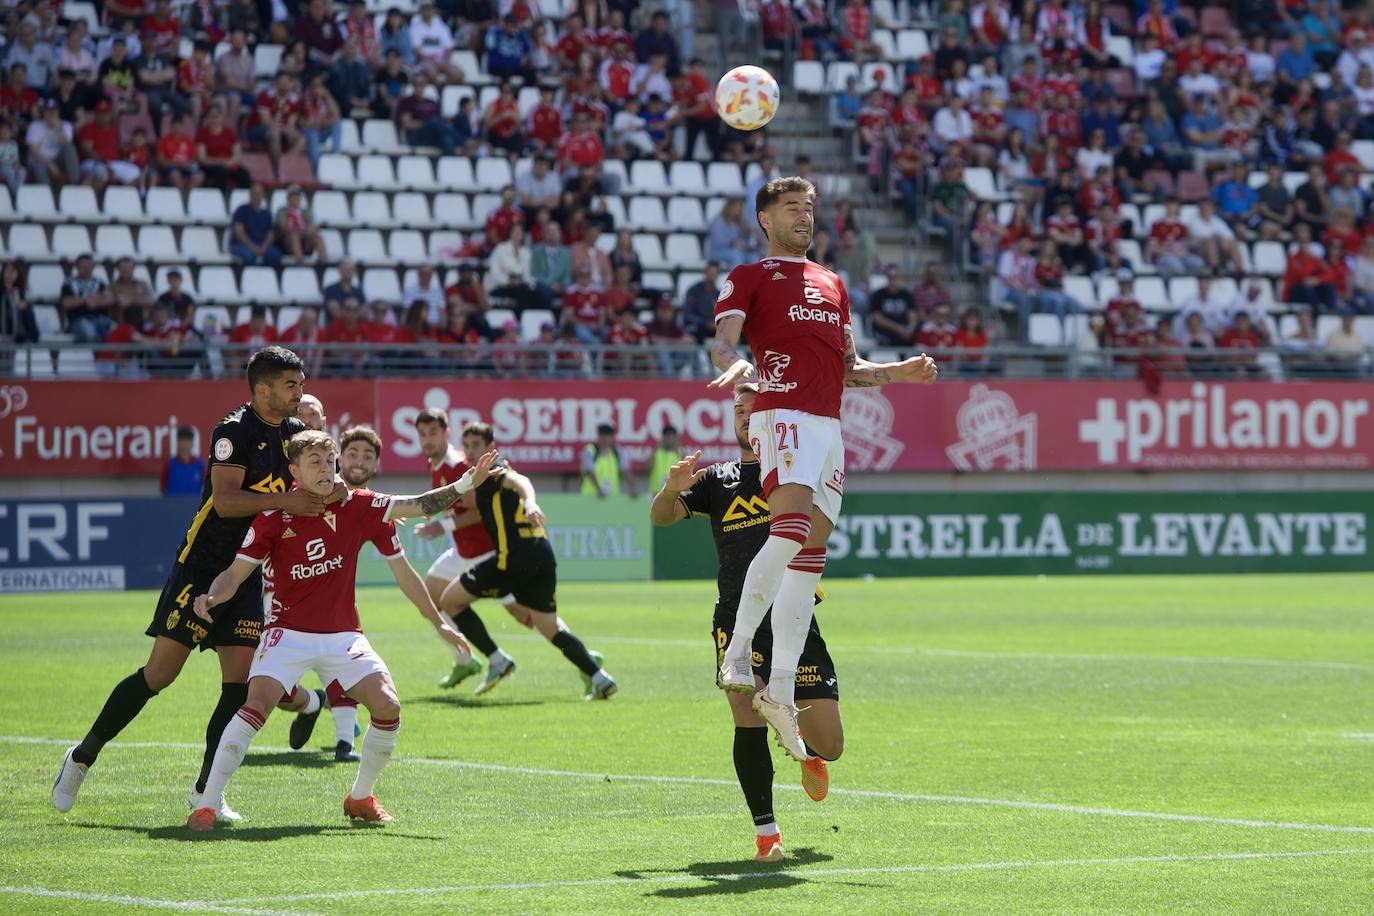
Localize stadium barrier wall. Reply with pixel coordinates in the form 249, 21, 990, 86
0, 495, 652, 593
4, 379, 1372, 477
651, 491, 1374, 579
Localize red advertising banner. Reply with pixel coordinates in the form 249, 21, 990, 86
0, 381, 376, 477
3, 379, 1371, 476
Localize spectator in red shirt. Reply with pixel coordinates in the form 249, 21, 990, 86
604, 304, 650, 376
157, 114, 206, 192
445, 263, 491, 313
247, 71, 305, 164
196, 103, 251, 190
526, 84, 563, 151
561, 264, 606, 344
295, 0, 343, 69
484, 81, 524, 154
140, 0, 181, 59
229, 305, 280, 349
78, 101, 140, 189
300, 71, 342, 172
484, 186, 525, 243
178, 40, 216, 125
557, 111, 607, 181
324, 297, 372, 377
1218, 312, 1266, 377
841, 0, 878, 63
598, 41, 636, 105
917, 303, 958, 353
1325, 131, 1361, 184
1147, 199, 1206, 276
1284, 224, 1339, 312
0, 63, 38, 122
952, 308, 990, 372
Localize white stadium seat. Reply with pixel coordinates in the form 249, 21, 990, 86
196, 267, 240, 304
393, 191, 437, 227
665, 233, 703, 268
363, 268, 402, 302
388, 229, 428, 264
351, 191, 393, 228
281, 266, 321, 303
103, 186, 147, 224
17, 185, 55, 217
475, 157, 513, 190
668, 161, 708, 196
397, 156, 440, 191
311, 190, 352, 226
347, 229, 389, 262
627, 197, 669, 232
51, 225, 92, 258
666, 197, 706, 233
793, 61, 825, 94
187, 188, 229, 224
317, 154, 357, 188
59, 186, 100, 221
428, 230, 464, 260
434, 193, 476, 229
7, 224, 52, 259
705, 162, 745, 198
137, 225, 176, 259
436, 156, 476, 190
629, 160, 670, 195
241, 266, 284, 304
179, 226, 232, 263
357, 155, 400, 190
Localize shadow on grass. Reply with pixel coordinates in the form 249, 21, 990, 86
410, 695, 552, 709
239, 751, 339, 769
72, 822, 445, 842
616, 847, 835, 899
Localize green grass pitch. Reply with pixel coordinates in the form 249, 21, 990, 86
2, 574, 1373, 913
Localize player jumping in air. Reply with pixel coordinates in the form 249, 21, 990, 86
186, 430, 495, 829
409, 407, 522, 694
436, 422, 617, 700
651, 381, 844, 863
275, 393, 364, 762
52, 347, 339, 821
709, 177, 937, 760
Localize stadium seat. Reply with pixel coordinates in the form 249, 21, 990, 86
362, 119, 403, 154
1252, 241, 1286, 276
676, 271, 703, 299
1210, 277, 1239, 303
1167, 276, 1199, 309
0, 187, 11, 218
433, 193, 476, 229
145, 187, 189, 224
666, 197, 706, 233
963, 167, 999, 200
486, 307, 517, 331
1096, 276, 1120, 305
154, 265, 197, 297
471, 193, 501, 224
387, 229, 428, 264
440, 84, 477, 117
1199, 6, 1231, 36
137, 225, 176, 259
665, 233, 703, 268
337, 118, 361, 152
1028, 314, 1068, 346
475, 157, 513, 190
17, 185, 56, 217
896, 29, 930, 58
1116, 239, 1150, 273
347, 229, 389, 262
705, 162, 745, 197
627, 197, 669, 232
357, 155, 400, 190
6, 224, 51, 259
436, 156, 476, 190
179, 226, 232, 263
1107, 35, 1134, 65
28, 265, 65, 301
602, 195, 627, 228
668, 161, 708, 197
311, 190, 352, 226
351, 191, 393, 228
102, 186, 147, 224
317, 154, 357, 188
277, 306, 302, 331
281, 266, 321, 303
278, 154, 318, 188
632, 234, 669, 270
196, 267, 240, 305
1134, 276, 1169, 310
629, 160, 670, 195
428, 230, 464, 260
241, 266, 285, 304
16, 347, 55, 379
793, 61, 825, 94
92, 225, 136, 258
57, 348, 98, 378
392, 191, 436, 228
362, 268, 402, 303
873, 29, 897, 61
59, 186, 100, 221
860, 63, 898, 91
396, 156, 440, 191
452, 49, 488, 83
521, 308, 556, 340
254, 43, 284, 77
1063, 276, 1098, 311
193, 304, 233, 335
602, 159, 629, 191
32, 304, 63, 335
187, 189, 229, 224
827, 62, 860, 92
51, 225, 92, 259
1351, 140, 1374, 171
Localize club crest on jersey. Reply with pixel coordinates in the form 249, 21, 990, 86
759, 350, 798, 393
166, 608, 180, 630
782, 452, 794, 472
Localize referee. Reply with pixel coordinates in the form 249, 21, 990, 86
53, 347, 340, 819
649, 381, 845, 864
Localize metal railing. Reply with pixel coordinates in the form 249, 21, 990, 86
1, 341, 1368, 382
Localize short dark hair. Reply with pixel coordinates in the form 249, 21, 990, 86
660, 425, 678, 436
734, 381, 760, 398
596, 423, 615, 436
287, 430, 336, 465
340, 424, 383, 457
414, 406, 448, 430
245, 345, 303, 392
176, 426, 195, 441
461, 421, 494, 444
755, 176, 816, 236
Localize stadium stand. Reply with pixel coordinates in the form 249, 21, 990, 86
0, 0, 1372, 380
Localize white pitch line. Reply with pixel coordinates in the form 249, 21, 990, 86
11, 735, 1374, 836
0, 885, 316, 916
221, 848, 1374, 904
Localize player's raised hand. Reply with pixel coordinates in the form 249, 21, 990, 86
665, 450, 708, 491
192, 593, 217, 623
524, 498, 547, 528
707, 358, 755, 390
414, 520, 446, 540
281, 488, 327, 516
323, 474, 348, 504
895, 354, 938, 384
458, 449, 499, 493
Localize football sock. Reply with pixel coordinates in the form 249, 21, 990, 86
723, 516, 809, 665
301, 689, 322, 715
490, 648, 514, 667
452, 608, 499, 657
733, 726, 775, 830
350, 716, 400, 799
73, 668, 159, 766
200, 705, 264, 806
332, 704, 359, 745
197, 682, 249, 794
552, 630, 600, 677
767, 549, 826, 708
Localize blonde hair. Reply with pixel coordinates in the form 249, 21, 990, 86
287, 429, 336, 465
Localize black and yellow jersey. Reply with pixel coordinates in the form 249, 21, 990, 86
175, 402, 305, 570
472, 459, 550, 570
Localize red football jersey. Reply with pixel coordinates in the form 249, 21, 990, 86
430, 444, 494, 558
237, 488, 401, 633
714, 256, 851, 419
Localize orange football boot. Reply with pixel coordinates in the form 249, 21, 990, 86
755, 832, 784, 863
344, 794, 393, 822
186, 807, 217, 831
800, 756, 829, 802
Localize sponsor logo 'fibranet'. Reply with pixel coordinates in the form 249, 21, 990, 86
787, 304, 841, 325
290, 555, 344, 580
1080, 383, 1370, 465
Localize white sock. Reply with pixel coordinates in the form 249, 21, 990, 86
724, 532, 805, 664
200, 707, 263, 806
442, 614, 470, 663
490, 648, 513, 667
332, 705, 359, 745
756, 822, 781, 837
349, 717, 399, 800
767, 550, 825, 708
300, 689, 321, 715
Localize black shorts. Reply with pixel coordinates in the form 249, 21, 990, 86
145, 560, 264, 651
459, 547, 557, 615
712, 608, 839, 701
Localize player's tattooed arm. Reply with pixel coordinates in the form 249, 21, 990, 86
842, 326, 939, 387
708, 314, 755, 389
650, 449, 706, 525
193, 558, 260, 622
385, 450, 500, 520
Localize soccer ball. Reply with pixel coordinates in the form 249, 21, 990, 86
715, 65, 780, 131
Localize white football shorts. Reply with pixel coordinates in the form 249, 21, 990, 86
748, 407, 845, 523
250, 628, 389, 694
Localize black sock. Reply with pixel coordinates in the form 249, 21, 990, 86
73, 668, 159, 766
453, 608, 499, 657
195, 682, 248, 794
733, 726, 775, 827
551, 630, 600, 677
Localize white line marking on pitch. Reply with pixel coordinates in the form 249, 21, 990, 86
0, 886, 316, 915
221, 848, 1374, 904
499, 633, 1371, 672
10, 735, 1374, 836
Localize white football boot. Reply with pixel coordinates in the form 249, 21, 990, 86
52, 746, 89, 813
752, 691, 812, 762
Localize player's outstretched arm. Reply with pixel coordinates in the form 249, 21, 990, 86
386, 555, 471, 654
707, 314, 755, 389
500, 468, 546, 527
211, 465, 329, 518
649, 449, 706, 525
385, 450, 499, 521
193, 558, 261, 622
841, 326, 939, 387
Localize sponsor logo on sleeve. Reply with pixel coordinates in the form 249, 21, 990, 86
214, 438, 234, 461
717, 279, 734, 302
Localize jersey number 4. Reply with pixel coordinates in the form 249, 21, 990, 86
775, 422, 799, 450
